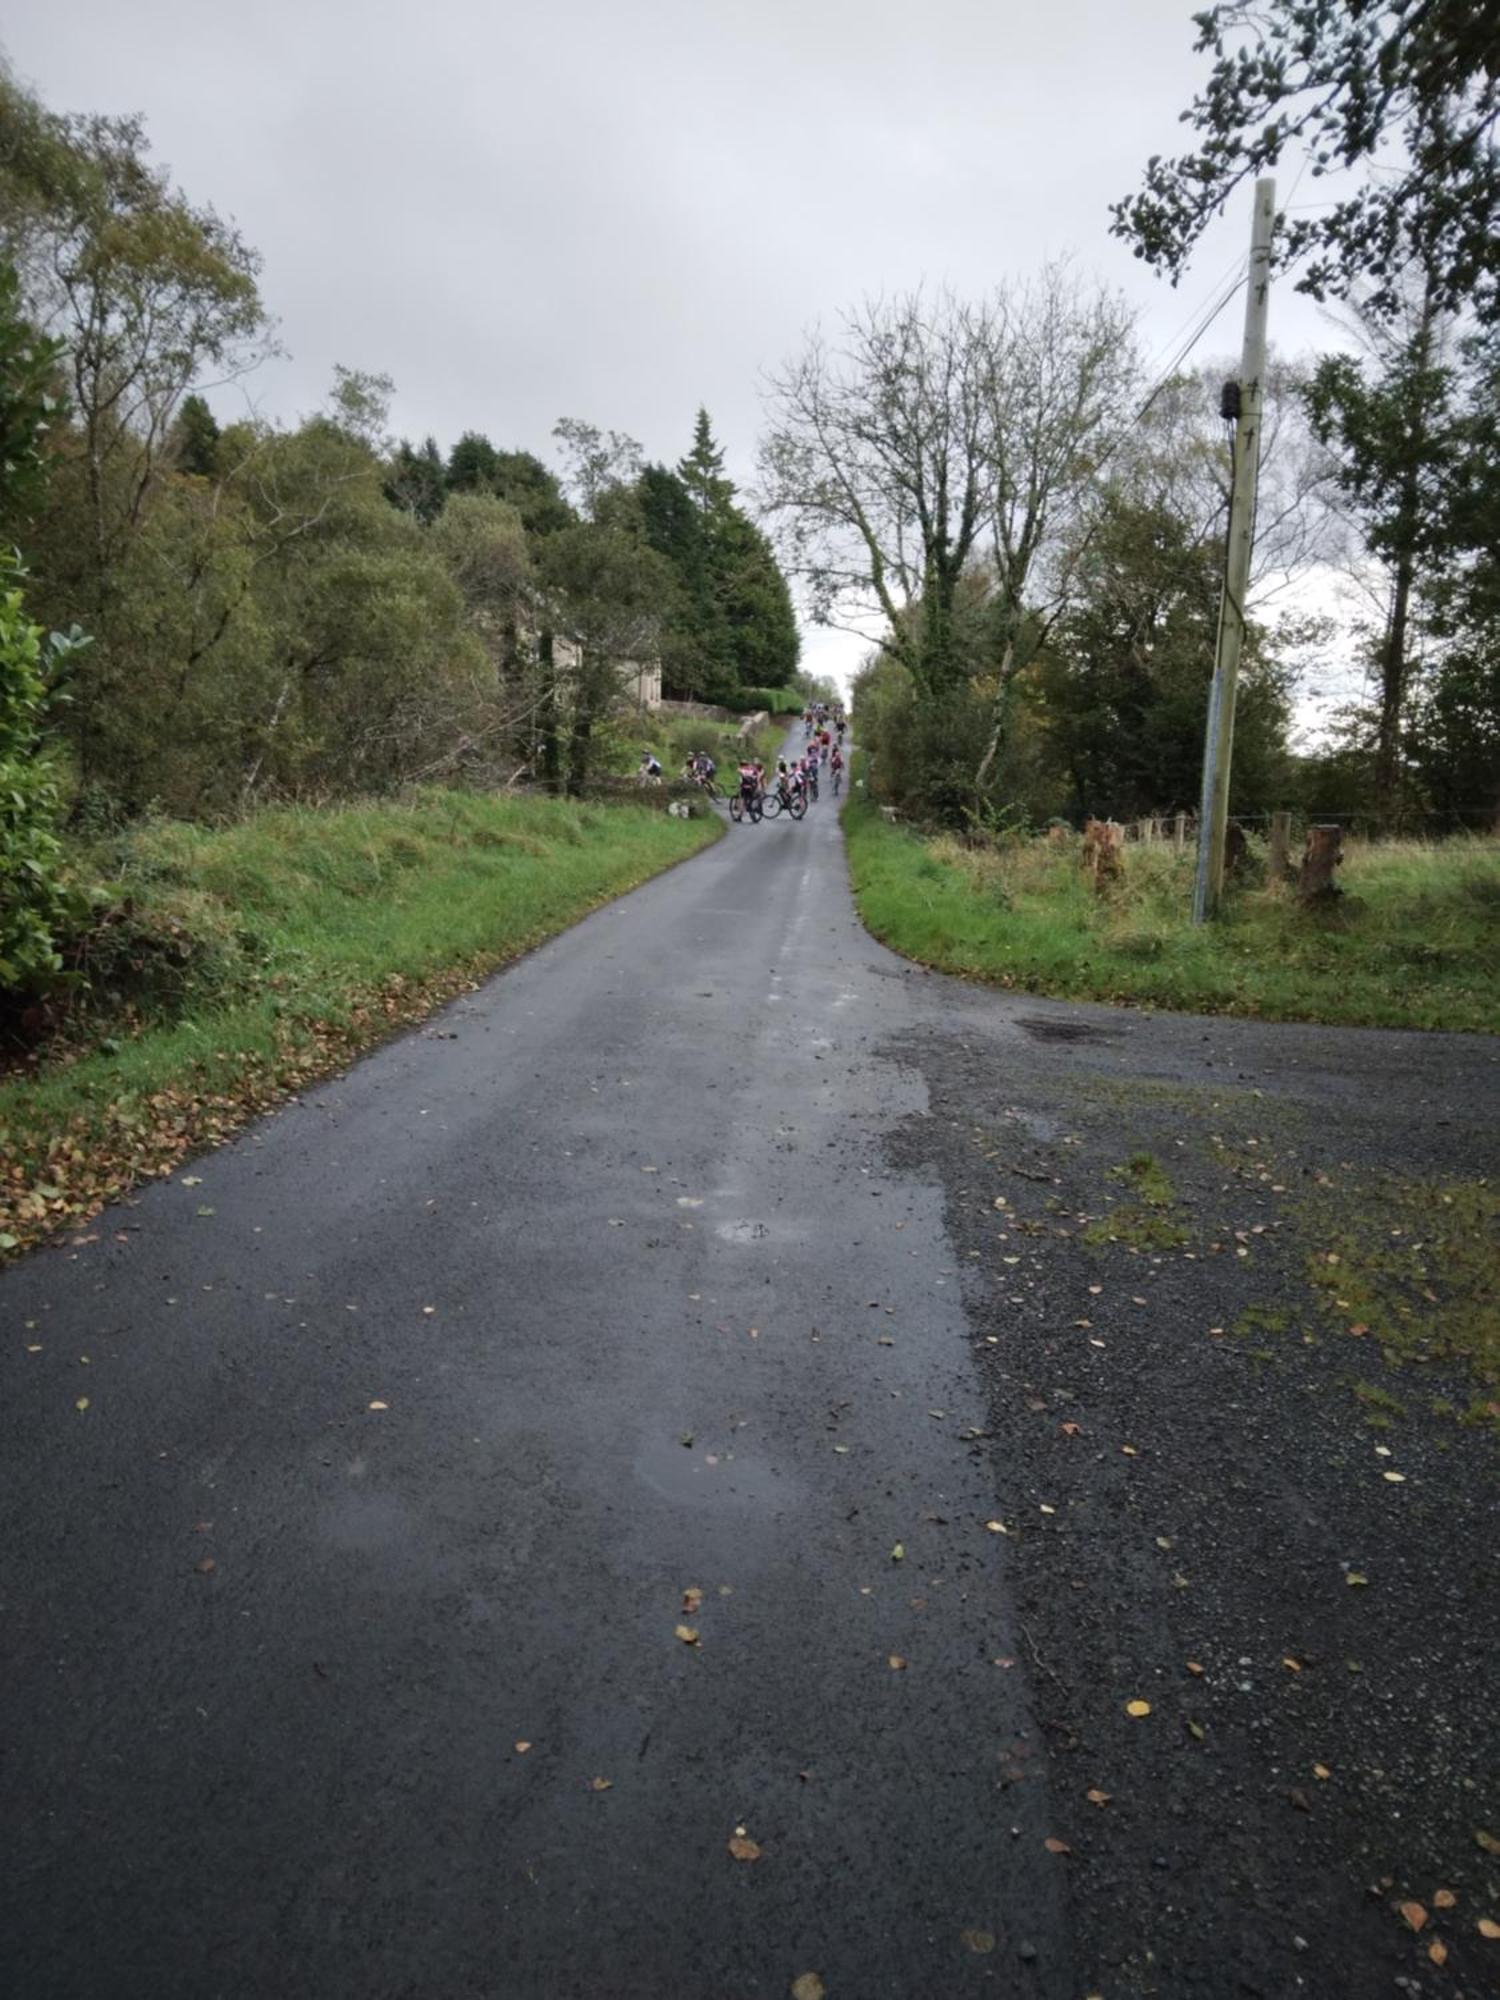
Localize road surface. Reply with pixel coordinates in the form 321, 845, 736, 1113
2, 744, 1496, 1998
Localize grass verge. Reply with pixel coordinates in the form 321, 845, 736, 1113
843, 799, 1500, 1032
1, 788, 718, 1257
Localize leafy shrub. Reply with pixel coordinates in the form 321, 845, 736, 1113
0, 570, 89, 994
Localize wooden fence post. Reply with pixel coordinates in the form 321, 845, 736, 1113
1174, 812, 1187, 850
1268, 810, 1291, 881
1299, 823, 1343, 902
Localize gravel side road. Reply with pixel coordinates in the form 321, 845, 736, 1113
1, 748, 1496, 1999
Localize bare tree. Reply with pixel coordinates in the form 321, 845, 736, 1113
758, 272, 1140, 791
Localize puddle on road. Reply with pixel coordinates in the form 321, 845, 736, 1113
635, 1436, 788, 1509
1016, 1015, 1117, 1045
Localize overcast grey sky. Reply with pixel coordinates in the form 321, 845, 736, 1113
6, 0, 1349, 695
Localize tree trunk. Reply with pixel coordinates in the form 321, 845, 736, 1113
1374, 553, 1414, 827
537, 629, 562, 795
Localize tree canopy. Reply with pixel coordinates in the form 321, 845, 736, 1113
1112, 1, 1500, 326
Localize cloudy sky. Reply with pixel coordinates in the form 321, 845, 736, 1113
6, 0, 1353, 699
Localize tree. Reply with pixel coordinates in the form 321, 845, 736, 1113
1036, 497, 1293, 820
538, 520, 675, 794
1112, 1, 1500, 327
760, 275, 1138, 806
678, 406, 733, 515
0, 564, 88, 992
1305, 284, 1462, 818
0, 76, 269, 595
385, 436, 447, 524
0, 259, 63, 536
172, 393, 221, 478
446, 430, 502, 493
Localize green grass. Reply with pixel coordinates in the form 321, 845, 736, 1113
843, 799, 1500, 1032
0, 788, 717, 1253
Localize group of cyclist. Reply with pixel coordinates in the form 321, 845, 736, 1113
733, 725, 844, 823
636, 699, 849, 825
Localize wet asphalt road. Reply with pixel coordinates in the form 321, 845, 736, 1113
4, 750, 1498, 2000
0, 752, 1068, 2000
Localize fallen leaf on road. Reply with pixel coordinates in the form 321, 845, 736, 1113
890, 1543, 904, 1561
833, 1444, 850, 1455
1283, 1657, 1302, 1672
368, 1400, 388, 1412
1313, 1763, 1332, 1779
1428, 1939, 1448, 1966
590, 1777, 613, 1792
180, 1176, 202, 1187
1346, 1571, 1369, 1586
514, 1741, 531, 1754
1121, 1444, 1139, 1456
674, 1624, 700, 1646
984, 1520, 1008, 1535
1060, 1422, 1081, 1436
959, 1929, 995, 1954
1383, 1471, 1406, 1484
1125, 1700, 1151, 1718
1044, 1837, 1072, 1854
791, 1977, 826, 2000
1478, 1916, 1500, 1937
1187, 1720, 1207, 1741
75, 1397, 89, 1413
1399, 1901, 1428, 1933
196, 1557, 215, 1574
888, 1654, 907, 1671
1477, 1830, 1500, 1855
1186, 1660, 1205, 1676
728, 1835, 761, 1862
1433, 1889, 1456, 1910
682, 1587, 703, 1615
1086, 1789, 1111, 1806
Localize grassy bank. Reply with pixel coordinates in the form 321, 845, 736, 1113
0, 789, 718, 1256
844, 800, 1500, 1031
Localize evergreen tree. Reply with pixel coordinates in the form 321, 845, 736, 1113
446, 430, 502, 493
385, 437, 447, 523
677, 407, 733, 516
173, 394, 222, 478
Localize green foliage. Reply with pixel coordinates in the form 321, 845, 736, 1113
0, 259, 63, 534
1036, 497, 1292, 820
1112, 1, 1500, 327
385, 436, 447, 524
844, 797, 1500, 1031
0, 568, 87, 990
171, 393, 221, 478
641, 412, 799, 700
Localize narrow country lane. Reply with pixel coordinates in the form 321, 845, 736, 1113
3, 741, 1497, 2000
0, 745, 1071, 2000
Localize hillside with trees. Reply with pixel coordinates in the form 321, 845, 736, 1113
0, 68, 800, 975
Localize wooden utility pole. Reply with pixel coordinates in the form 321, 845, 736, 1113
1192, 177, 1276, 925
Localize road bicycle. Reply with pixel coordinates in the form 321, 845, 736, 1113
760, 784, 806, 822
728, 786, 763, 824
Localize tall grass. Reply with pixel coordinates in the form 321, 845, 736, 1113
845, 803, 1500, 1032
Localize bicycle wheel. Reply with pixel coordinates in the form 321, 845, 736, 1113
789, 792, 807, 820
761, 791, 783, 819
729, 793, 744, 823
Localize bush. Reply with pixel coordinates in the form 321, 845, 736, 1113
0, 570, 87, 994
717, 686, 803, 715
